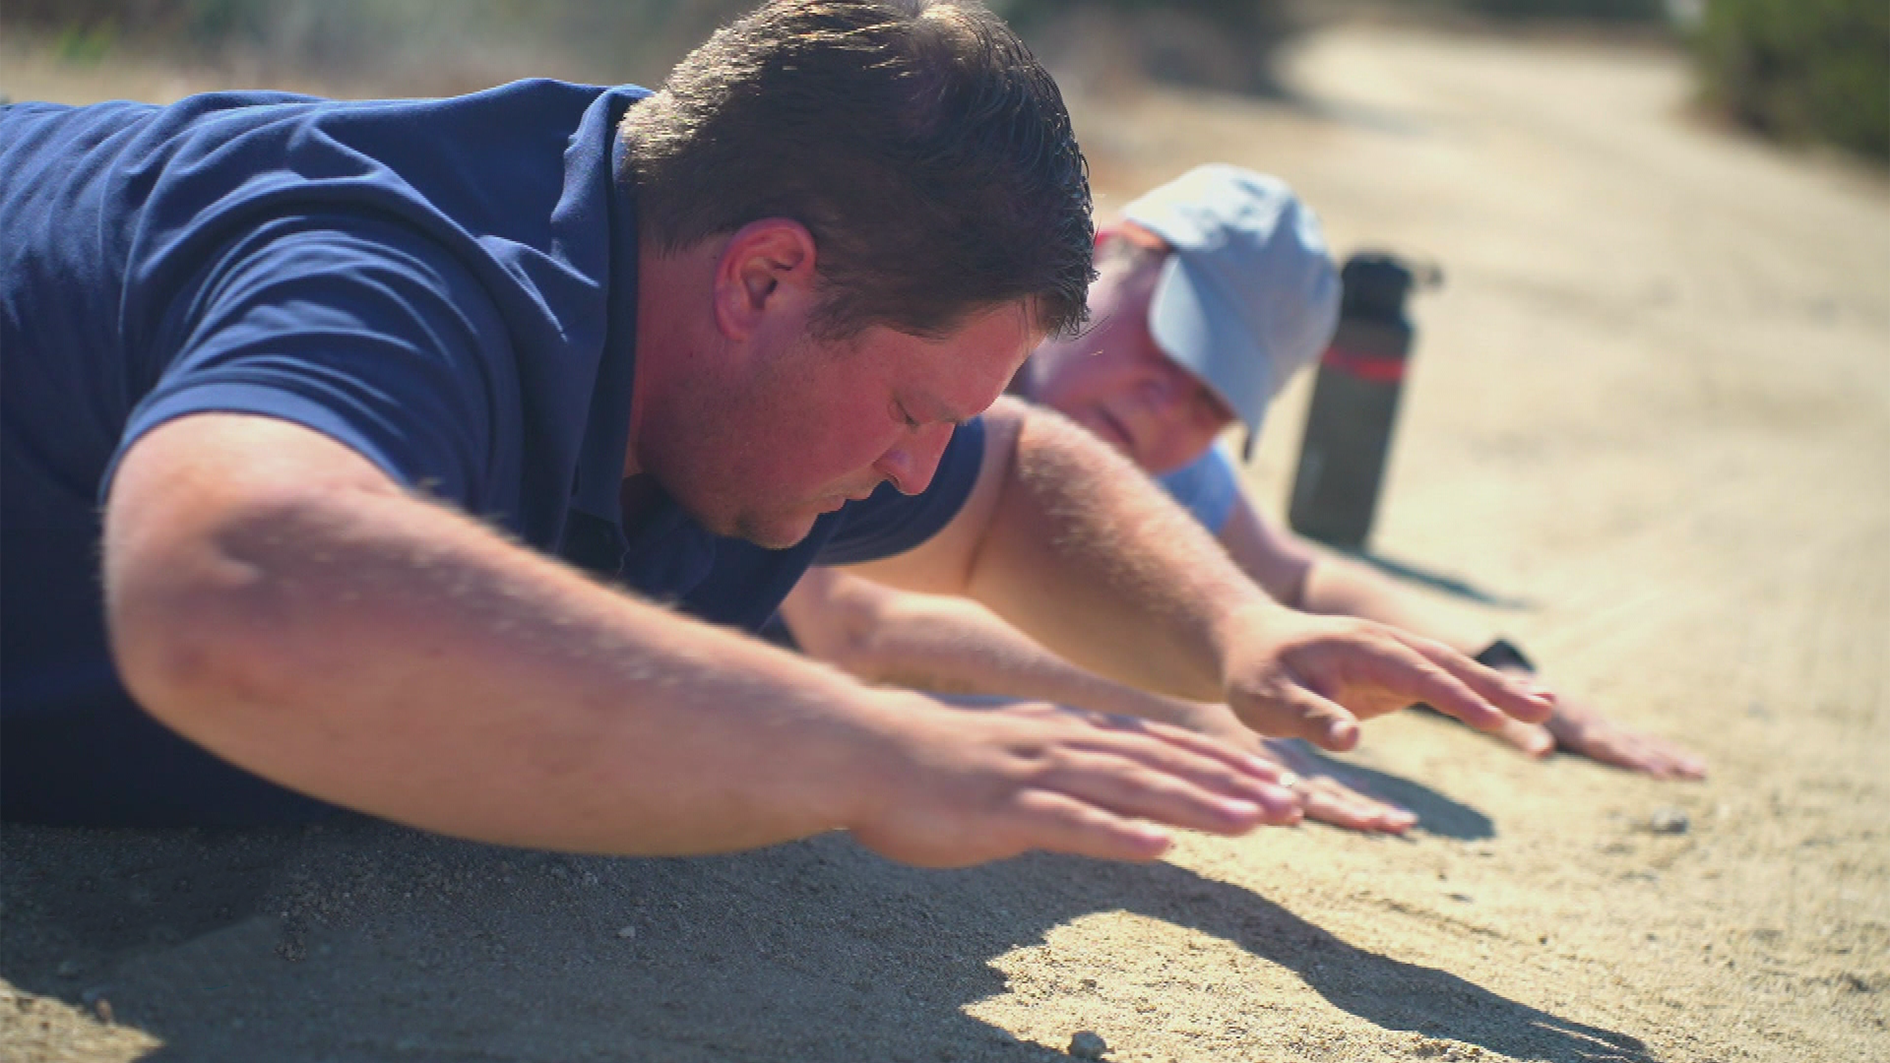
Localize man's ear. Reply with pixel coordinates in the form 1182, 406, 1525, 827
712, 219, 819, 341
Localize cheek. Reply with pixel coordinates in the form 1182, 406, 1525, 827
760, 395, 896, 487
1044, 357, 1131, 417
1141, 421, 1223, 475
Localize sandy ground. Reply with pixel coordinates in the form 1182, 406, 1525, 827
4, 18, 1888, 1063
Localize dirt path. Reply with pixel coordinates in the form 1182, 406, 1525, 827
4, 20, 1887, 1063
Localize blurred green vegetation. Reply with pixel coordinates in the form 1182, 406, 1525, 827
1694, 0, 1889, 161
7, 0, 1884, 161
1451, 0, 1666, 19
3, 0, 754, 86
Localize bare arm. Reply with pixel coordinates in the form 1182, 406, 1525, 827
1217, 487, 1705, 778
781, 568, 1205, 720
103, 413, 1298, 865
780, 567, 1416, 834
1216, 492, 1486, 646
851, 400, 1555, 749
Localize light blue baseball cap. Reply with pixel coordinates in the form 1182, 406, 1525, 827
1123, 165, 1340, 450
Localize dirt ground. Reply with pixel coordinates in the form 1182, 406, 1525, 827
3, 16, 1887, 1063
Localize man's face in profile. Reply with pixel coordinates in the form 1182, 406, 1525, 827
654, 302, 1041, 549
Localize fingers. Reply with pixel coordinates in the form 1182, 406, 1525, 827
1550, 716, 1709, 780
1415, 640, 1557, 725
1294, 775, 1416, 835
1010, 790, 1177, 862
1651, 741, 1708, 780
1030, 705, 1302, 811
1490, 717, 1557, 759
856, 788, 1177, 868
855, 701, 1315, 869
1044, 747, 1301, 832
1126, 723, 1296, 793
1070, 708, 1291, 785
1235, 684, 1362, 751
1259, 738, 1414, 835
1373, 636, 1554, 731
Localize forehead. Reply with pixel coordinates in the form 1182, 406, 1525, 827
863, 302, 1042, 416
1056, 265, 1172, 371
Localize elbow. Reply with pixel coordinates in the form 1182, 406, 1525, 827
799, 613, 899, 687
784, 592, 903, 687
108, 581, 271, 736
102, 492, 318, 738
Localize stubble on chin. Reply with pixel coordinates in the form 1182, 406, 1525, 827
729, 508, 820, 551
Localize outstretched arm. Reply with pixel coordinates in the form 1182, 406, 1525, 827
1216, 486, 1705, 778
784, 567, 1214, 719
849, 399, 1555, 750
103, 412, 1297, 866
781, 568, 1414, 833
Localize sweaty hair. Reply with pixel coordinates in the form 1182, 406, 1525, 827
621, 0, 1095, 341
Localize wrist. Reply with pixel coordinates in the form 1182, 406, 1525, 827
826, 688, 951, 832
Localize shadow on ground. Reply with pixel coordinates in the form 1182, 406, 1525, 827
1277, 740, 1498, 841
3, 822, 1650, 1062
1344, 548, 1536, 611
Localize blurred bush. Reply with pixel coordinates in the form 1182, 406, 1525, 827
2, 0, 754, 88
1693, 0, 1889, 161
10, 0, 1882, 162
996, 0, 1304, 96
1454, 0, 1667, 19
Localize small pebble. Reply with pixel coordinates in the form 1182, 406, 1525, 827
1649, 808, 1690, 834
616, 925, 637, 940
1068, 1030, 1107, 1060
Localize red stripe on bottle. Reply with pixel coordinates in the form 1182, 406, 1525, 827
1320, 346, 1408, 383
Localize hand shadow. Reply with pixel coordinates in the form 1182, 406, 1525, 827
3, 822, 1652, 1062
1339, 547, 1535, 612
1274, 739, 1497, 841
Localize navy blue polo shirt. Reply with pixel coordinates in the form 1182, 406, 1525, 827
0, 82, 987, 826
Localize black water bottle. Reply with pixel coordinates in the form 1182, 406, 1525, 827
1288, 252, 1440, 551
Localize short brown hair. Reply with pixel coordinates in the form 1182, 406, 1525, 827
622, 0, 1094, 340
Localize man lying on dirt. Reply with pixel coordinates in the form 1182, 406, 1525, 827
0, 0, 1554, 867
780, 165, 1705, 834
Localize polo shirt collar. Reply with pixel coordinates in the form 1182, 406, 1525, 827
567, 91, 646, 528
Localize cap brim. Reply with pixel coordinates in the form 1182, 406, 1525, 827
1145, 254, 1275, 435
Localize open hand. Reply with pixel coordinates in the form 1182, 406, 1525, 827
1259, 737, 1417, 834
1138, 699, 1418, 836
1485, 684, 1706, 779
846, 698, 1301, 868
1219, 606, 1556, 751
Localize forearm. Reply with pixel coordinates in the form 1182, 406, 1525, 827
107, 447, 898, 856
784, 571, 1225, 726
1295, 557, 1489, 655
960, 406, 1280, 701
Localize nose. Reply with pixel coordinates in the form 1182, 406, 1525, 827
873, 423, 956, 495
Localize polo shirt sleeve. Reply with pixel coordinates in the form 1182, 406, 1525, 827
112, 214, 515, 511
814, 416, 987, 565
1155, 440, 1242, 535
